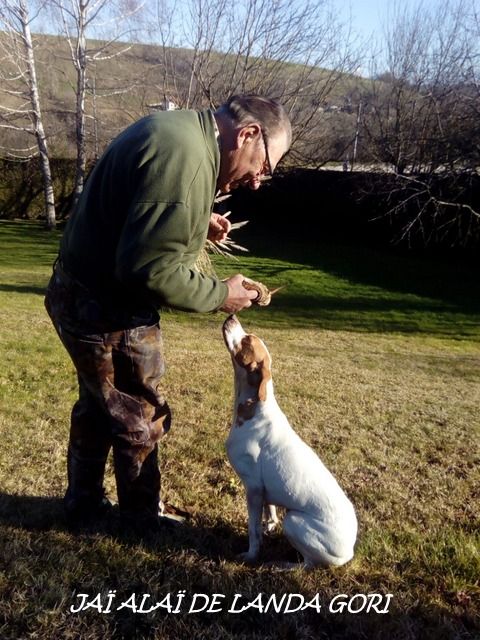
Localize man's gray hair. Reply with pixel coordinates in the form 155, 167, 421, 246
219, 94, 292, 147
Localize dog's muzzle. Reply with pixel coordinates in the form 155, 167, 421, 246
222, 314, 245, 351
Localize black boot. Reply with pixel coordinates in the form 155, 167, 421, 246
64, 445, 112, 530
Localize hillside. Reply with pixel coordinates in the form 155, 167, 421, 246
0, 31, 367, 161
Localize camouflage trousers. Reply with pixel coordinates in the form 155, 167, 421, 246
45, 262, 171, 520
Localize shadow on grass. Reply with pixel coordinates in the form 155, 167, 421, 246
0, 491, 267, 563
242, 291, 480, 336
227, 230, 480, 336
0, 492, 477, 639
245, 233, 480, 308
0, 283, 47, 296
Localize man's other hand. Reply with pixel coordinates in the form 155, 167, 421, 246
208, 213, 232, 243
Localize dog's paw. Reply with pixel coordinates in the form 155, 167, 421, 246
236, 551, 259, 565
263, 520, 279, 535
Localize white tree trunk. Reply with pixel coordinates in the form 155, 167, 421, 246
72, 2, 87, 211
20, 0, 56, 229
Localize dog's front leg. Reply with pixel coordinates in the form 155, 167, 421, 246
238, 487, 264, 564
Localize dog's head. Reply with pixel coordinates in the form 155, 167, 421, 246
223, 315, 272, 404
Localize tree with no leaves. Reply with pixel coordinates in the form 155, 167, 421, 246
46, 0, 144, 210
358, 0, 480, 246
152, 0, 360, 167
0, 0, 56, 229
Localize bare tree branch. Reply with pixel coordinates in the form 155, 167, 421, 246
356, 0, 480, 245
46, 0, 144, 208
152, 0, 360, 166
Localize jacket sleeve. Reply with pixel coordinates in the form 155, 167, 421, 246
114, 198, 228, 313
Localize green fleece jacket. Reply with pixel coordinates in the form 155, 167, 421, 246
60, 109, 228, 313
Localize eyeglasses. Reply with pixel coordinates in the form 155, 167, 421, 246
260, 129, 273, 178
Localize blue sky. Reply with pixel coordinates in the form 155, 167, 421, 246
337, 0, 387, 40
336, 0, 441, 42
334, 0, 455, 74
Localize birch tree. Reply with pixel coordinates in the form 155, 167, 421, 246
47, 0, 143, 209
0, 0, 56, 229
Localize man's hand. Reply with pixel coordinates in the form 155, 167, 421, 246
220, 274, 259, 313
208, 213, 232, 243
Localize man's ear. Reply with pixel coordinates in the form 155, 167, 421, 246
236, 123, 261, 149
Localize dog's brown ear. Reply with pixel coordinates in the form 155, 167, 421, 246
258, 359, 272, 402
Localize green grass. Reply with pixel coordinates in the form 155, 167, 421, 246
0, 220, 479, 639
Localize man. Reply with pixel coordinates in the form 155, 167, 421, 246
45, 94, 291, 531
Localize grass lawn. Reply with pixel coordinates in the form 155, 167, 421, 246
0, 220, 478, 639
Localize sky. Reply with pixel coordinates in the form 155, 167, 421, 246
333, 0, 462, 75
335, 0, 446, 42
28, 0, 474, 77
336, 0, 387, 41
28, 0, 458, 50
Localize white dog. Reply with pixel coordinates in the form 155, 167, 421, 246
223, 315, 357, 568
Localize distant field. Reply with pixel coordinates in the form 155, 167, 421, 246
0, 220, 478, 639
